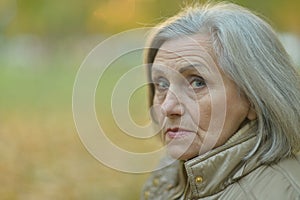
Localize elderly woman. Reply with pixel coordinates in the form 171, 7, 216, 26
141, 2, 300, 200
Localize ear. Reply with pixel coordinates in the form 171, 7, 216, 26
247, 106, 257, 120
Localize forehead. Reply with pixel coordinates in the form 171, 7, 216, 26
153, 34, 214, 68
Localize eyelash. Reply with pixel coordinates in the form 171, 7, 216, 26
153, 77, 169, 92
153, 76, 206, 93
189, 76, 206, 90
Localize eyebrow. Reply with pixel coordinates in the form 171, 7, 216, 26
151, 63, 204, 75
179, 64, 203, 73
151, 67, 165, 75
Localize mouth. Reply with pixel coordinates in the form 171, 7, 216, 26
165, 127, 194, 139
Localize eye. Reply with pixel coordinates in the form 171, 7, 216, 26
190, 76, 206, 89
154, 77, 169, 92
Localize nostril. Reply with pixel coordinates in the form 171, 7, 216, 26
161, 101, 184, 117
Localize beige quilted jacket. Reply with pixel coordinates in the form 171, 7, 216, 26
141, 124, 300, 200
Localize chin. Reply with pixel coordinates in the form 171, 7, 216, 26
166, 144, 198, 161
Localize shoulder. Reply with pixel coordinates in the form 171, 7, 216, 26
238, 153, 300, 199
141, 156, 182, 200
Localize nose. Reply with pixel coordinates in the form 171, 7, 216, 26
161, 90, 184, 118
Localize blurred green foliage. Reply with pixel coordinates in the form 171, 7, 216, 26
2, 0, 300, 36
0, 0, 299, 199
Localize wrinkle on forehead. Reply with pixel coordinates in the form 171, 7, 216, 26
153, 34, 218, 73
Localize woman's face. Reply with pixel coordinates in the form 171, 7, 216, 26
151, 34, 256, 160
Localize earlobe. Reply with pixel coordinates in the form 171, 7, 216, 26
247, 107, 257, 120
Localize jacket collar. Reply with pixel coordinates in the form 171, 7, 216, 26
184, 123, 259, 198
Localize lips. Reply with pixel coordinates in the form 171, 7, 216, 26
165, 127, 193, 139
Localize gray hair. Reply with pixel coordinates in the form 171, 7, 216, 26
144, 2, 300, 164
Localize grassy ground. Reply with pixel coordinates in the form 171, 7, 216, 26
0, 50, 160, 199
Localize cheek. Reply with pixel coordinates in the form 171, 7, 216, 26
152, 98, 164, 124
224, 96, 249, 130
189, 95, 212, 131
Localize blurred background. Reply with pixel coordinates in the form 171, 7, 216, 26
1, 0, 299, 199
